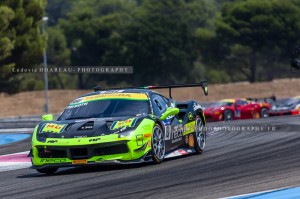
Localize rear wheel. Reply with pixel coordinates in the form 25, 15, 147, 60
194, 116, 206, 154
223, 110, 233, 121
36, 168, 58, 174
151, 124, 165, 163
260, 108, 269, 118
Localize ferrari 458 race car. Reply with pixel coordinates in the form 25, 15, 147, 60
204, 97, 273, 122
29, 82, 208, 174
270, 96, 300, 116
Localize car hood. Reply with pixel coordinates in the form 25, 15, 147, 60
37, 116, 146, 139
204, 106, 222, 113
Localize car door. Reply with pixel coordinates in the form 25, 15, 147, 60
235, 100, 254, 119
151, 94, 183, 151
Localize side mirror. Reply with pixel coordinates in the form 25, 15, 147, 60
160, 107, 179, 120
234, 103, 240, 108
42, 114, 54, 121
201, 81, 208, 96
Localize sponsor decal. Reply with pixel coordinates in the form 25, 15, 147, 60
68, 93, 148, 108
41, 123, 66, 134
147, 140, 151, 147
99, 90, 124, 94
74, 135, 87, 138
82, 93, 148, 102
165, 125, 183, 143
79, 125, 93, 130
183, 121, 195, 135
47, 140, 58, 143
171, 125, 183, 143
89, 138, 101, 142
188, 112, 193, 121
110, 117, 137, 130
178, 149, 188, 155
66, 102, 88, 109
72, 159, 87, 164
40, 158, 67, 163
172, 137, 181, 143
193, 103, 202, 111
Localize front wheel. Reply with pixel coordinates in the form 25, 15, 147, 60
194, 116, 206, 154
151, 124, 165, 163
223, 110, 233, 121
36, 168, 58, 174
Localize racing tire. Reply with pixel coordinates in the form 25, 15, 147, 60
194, 116, 206, 154
223, 110, 233, 121
260, 108, 269, 118
151, 124, 165, 164
36, 168, 58, 174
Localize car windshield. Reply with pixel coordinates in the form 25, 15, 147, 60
286, 98, 300, 106
57, 93, 150, 120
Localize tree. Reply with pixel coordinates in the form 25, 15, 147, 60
0, 0, 46, 93
216, 0, 300, 82
45, 0, 77, 26
121, 0, 217, 85
58, 0, 135, 89
46, 27, 71, 89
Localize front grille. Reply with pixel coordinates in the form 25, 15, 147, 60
94, 144, 129, 156
70, 148, 88, 159
38, 148, 67, 158
37, 141, 129, 160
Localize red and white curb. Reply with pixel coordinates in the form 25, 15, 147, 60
0, 151, 31, 172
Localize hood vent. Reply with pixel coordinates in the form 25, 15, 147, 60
78, 121, 94, 130
64, 123, 73, 131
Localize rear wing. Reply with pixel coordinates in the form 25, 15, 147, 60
246, 96, 276, 103
94, 80, 208, 98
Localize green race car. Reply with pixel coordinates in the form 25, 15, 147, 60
29, 82, 208, 174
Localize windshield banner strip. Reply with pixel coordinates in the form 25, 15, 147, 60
82, 93, 148, 102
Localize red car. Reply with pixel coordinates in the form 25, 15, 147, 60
204, 99, 272, 122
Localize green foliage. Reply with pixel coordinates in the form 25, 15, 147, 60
45, 0, 77, 26
119, 0, 217, 85
216, 0, 300, 82
207, 69, 230, 83
3, 0, 300, 94
47, 27, 70, 66
0, 0, 46, 93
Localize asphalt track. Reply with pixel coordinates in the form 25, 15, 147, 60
0, 115, 300, 199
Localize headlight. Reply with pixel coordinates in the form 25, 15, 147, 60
118, 129, 134, 138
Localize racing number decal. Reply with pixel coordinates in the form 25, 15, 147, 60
165, 125, 171, 140
110, 118, 137, 130
41, 123, 66, 133
235, 110, 241, 118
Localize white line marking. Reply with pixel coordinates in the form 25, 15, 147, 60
0, 151, 31, 172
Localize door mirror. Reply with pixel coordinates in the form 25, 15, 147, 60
160, 107, 179, 120
234, 103, 240, 108
42, 114, 54, 121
